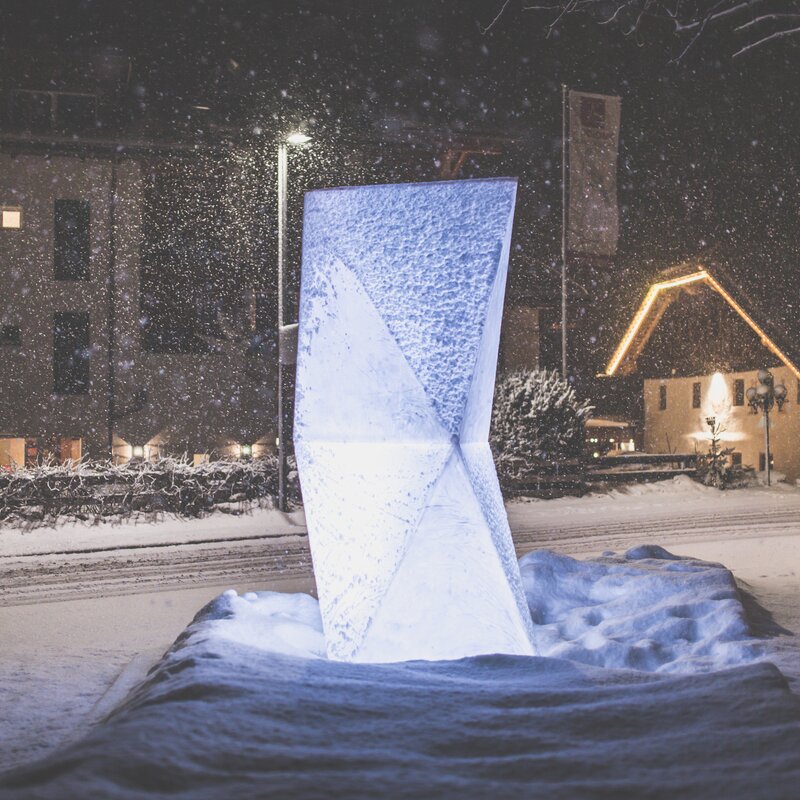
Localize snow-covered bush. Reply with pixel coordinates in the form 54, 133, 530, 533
0, 455, 300, 526
491, 369, 593, 479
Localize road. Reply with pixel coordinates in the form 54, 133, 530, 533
3, 490, 800, 606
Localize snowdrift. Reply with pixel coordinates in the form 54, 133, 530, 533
521, 545, 761, 673
3, 548, 800, 799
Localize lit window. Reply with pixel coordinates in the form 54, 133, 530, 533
1, 207, 22, 229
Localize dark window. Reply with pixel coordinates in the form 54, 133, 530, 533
0, 325, 21, 345
692, 382, 701, 408
53, 312, 90, 394
659, 385, 667, 411
580, 96, 606, 130
731, 452, 742, 467
55, 93, 97, 133
734, 379, 745, 406
54, 199, 90, 280
758, 453, 774, 471
10, 90, 52, 131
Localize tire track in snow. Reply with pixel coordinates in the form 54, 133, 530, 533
2, 504, 799, 606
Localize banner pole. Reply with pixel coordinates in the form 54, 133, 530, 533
561, 83, 568, 379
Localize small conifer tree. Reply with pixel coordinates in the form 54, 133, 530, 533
491, 370, 593, 478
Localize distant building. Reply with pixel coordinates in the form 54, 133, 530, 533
0, 151, 277, 466
0, 51, 561, 468
603, 258, 800, 480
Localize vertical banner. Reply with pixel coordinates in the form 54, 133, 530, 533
567, 90, 621, 257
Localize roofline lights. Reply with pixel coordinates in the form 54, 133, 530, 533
603, 270, 709, 377
704, 274, 800, 380
602, 266, 800, 380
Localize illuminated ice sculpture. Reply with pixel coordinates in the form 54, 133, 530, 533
294, 179, 535, 663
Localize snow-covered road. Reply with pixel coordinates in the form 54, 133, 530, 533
1, 537, 313, 606
3, 478, 800, 605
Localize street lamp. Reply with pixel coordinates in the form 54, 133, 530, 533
746, 369, 787, 487
277, 131, 311, 512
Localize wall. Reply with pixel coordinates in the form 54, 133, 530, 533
0, 154, 119, 456
499, 305, 541, 373
0, 152, 277, 463
643, 366, 800, 481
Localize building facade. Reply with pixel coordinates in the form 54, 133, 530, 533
644, 367, 800, 481
0, 151, 277, 466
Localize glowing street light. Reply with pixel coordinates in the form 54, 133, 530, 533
746, 369, 787, 487
277, 130, 312, 511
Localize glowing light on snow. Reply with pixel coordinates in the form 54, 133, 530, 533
286, 132, 312, 145
294, 179, 535, 663
708, 372, 729, 416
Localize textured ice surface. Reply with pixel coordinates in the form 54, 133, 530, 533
295, 179, 535, 662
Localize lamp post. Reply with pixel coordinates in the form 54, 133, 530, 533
277, 131, 311, 512
746, 369, 787, 487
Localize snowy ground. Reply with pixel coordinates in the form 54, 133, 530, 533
2, 477, 800, 794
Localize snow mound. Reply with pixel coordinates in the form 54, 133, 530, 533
521, 547, 760, 673
208, 589, 327, 659
3, 588, 800, 799
603, 473, 716, 499
3, 549, 798, 799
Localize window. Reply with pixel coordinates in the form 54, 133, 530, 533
10, 90, 52, 130
10, 90, 98, 133
731, 452, 742, 467
759, 453, 775, 471
0, 325, 21, 345
1, 206, 22, 229
692, 382, 701, 408
53, 312, 90, 394
580, 96, 606, 130
659, 384, 667, 411
55, 93, 97, 133
54, 200, 90, 280
734, 379, 745, 406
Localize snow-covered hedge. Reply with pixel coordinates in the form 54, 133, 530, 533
0, 456, 300, 525
491, 369, 593, 482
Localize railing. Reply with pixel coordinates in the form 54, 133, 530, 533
588, 453, 698, 484
499, 453, 699, 498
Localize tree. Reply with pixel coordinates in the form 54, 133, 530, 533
482, 0, 800, 59
491, 369, 593, 474
697, 418, 740, 489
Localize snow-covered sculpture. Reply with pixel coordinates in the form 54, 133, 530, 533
294, 179, 535, 662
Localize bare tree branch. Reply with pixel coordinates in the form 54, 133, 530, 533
736, 13, 800, 32
481, 0, 800, 58
734, 22, 800, 56
479, 0, 516, 34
